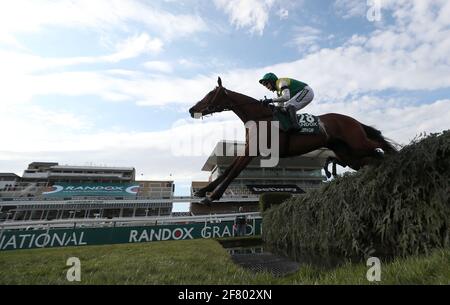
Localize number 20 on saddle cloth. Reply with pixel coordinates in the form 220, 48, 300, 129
273, 108, 321, 134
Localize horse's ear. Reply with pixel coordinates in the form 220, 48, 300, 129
218, 77, 222, 87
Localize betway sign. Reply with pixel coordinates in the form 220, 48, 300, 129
42, 183, 140, 197
0, 220, 262, 251
247, 185, 305, 194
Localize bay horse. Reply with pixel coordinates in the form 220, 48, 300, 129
189, 77, 397, 205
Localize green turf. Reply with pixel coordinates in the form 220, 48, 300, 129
0, 240, 448, 285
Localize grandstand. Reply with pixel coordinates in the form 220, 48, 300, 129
190, 141, 333, 215
0, 141, 334, 223
0, 162, 174, 222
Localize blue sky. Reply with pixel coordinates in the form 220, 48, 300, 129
0, 0, 449, 206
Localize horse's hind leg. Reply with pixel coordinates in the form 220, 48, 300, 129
327, 140, 365, 175
324, 156, 347, 178
324, 157, 333, 178
340, 123, 383, 158
332, 159, 338, 177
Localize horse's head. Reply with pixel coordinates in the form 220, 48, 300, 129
189, 77, 229, 118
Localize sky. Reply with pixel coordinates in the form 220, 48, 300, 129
0, 0, 449, 203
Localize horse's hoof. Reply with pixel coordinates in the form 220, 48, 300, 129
375, 148, 385, 158
194, 190, 207, 198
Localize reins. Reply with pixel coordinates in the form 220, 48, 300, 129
207, 87, 271, 112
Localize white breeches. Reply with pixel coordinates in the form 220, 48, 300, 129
284, 86, 314, 111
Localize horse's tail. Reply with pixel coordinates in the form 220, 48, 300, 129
362, 124, 399, 154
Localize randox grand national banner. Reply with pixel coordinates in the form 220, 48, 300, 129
0, 219, 262, 251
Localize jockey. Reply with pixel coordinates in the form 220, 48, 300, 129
259, 72, 314, 130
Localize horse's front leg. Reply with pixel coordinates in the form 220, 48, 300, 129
201, 156, 253, 205
194, 156, 241, 198
210, 156, 253, 201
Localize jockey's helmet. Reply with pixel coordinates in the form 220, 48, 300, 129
259, 73, 278, 88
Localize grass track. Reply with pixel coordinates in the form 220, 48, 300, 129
0, 239, 448, 285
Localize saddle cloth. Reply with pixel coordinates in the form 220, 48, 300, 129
273, 109, 321, 134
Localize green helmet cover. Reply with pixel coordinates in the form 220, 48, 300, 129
259, 73, 278, 85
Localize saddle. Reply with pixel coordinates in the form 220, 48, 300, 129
272, 107, 321, 134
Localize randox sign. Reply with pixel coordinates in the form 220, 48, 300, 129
42, 183, 140, 197
246, 185, 305, 194
0, 219, 262, 251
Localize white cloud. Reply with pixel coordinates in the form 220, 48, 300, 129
0, 33, 162, 76
281, 1, 450, 100
214, 0, 301, 33
103, 34, 164, 62
0, 0, 207, 47
1, 2, 449, 110
0, 109, 245, 181
214, 0, 276, 35
290, 26, 323, 53
143, 61, 173, 73
0, 104, 94, 155
0, 48, 218, 106
334, 0, 368, 19
0, 34, 165, 107
307, 97, 450, 144
277, 8, 289, 20
178, 58, 202, 69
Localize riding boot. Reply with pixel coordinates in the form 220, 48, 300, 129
287, 105, 300, 130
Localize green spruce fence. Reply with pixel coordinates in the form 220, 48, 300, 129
263, 131, 450, 261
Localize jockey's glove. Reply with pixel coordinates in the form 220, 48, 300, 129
261, 98, 273, 106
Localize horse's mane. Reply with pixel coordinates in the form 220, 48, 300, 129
225, 88, 274, 116
226, 88, 259, 103
227, 89, 275, 119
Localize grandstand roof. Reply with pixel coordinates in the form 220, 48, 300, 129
51, 165, 135, 171
0, 173, 20, 178
27, 162, 134, 172
136, 180, 174, 183
28, 162, 59, 167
